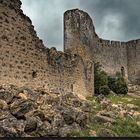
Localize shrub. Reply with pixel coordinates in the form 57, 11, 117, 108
94, 62, 109, 95
94, 63, 128, 96
108, 76, 117, 92
99, 85, 110, 96
115, 77, 128, 95
108, 72, 128, 95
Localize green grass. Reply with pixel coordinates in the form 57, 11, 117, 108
86, 96, 102, 113
70, 117, 140, 137
69, 95, 140, 137
107, 94, 131, 104
128, 98, 140, 109
70, 128, 91, 137
107, 94, 140, 109
112, 117, 140, 137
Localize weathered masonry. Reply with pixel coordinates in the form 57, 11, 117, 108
0, 0, 94, 98
64, 9, 140, 85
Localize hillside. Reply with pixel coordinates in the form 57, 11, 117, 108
70, 85, 140, 137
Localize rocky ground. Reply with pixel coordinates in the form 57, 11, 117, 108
0, 84, 92, 137
71, 85, 140, 137
0, 84, 140, 137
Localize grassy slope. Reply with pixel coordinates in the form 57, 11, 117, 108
70, 95, 140, 137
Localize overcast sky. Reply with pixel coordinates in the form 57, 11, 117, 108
21, 0, 140, 51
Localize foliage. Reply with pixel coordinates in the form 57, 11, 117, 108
100, 85, 110, 96
112, 117, 140, 137
70, 129, 91, 137
71, 95, 140, 137
94, 62, 109, 95
94, 62, 128, 95
107, 94, 140, 109
108, 72, 128, 95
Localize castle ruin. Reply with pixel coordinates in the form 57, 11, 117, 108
0, 0, 94, 99
0, 0, 139, 99
64, 9, 140, 85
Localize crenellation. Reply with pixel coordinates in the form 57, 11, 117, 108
64, 9, 140, 85
110, 41, 120, 47
0, 1, 139, 99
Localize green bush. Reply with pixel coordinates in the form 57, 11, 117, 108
100, 85, 110, 96
108, 73, 128, 95
94, 62, 128, 96
108, 76, 117, 92
94, 62, 109, 95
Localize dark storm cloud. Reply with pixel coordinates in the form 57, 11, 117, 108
80, 0, 140, 41
21, 0, 140, 51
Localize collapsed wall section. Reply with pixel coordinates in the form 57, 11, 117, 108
0, 0, 91, 98
0, 0, 48, 87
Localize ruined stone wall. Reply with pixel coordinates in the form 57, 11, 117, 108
64, 9, 98, 61
64, 9, 140, 84
127, 40, 140, 84
64, 9, 95, 95
0, 0, 92, 98
94, 39, 128, 79
0, 0, 48, 87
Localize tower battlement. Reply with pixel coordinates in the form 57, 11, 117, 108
64, 9, 140, 84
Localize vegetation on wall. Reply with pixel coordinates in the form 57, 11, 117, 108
94, 62, 128, 96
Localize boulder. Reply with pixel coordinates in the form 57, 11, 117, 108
81, 101, 92, 112
133, 112, 140, 121
0, 117, 25, 137
52, 114, 65, 128
0, 99, 8, 110
126, 104, 139, 110
18, 93, 28, 100
0, 126, 18, 137
75, 111, 88, 128
10, 99, 33, 119
61, 109, 75, 125
96, 95, 105, 103
58, 125, 73, 137
119, 110, 127, 119
32, 110, 46, 121
0, 90, 14, 103
36, 121, 52, 137
97, 128, 118, 137
94, 114, 116, 124
0, 110, 11, 121
89, 130, 97, 137
99, 111, 116, 119
24, 117, 37, 132
0, 85, 91, 137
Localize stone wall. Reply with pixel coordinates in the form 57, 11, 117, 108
64, 9, 98, 61
94, 38, 128, 79
64, 9, 95, 95
127, 40, 140, 84
0, 0, 93, 98
64, 9, 140, 84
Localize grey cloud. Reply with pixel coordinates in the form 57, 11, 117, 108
80, 0, 140, 41
21, 0, 140, 51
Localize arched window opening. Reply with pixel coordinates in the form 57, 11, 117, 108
121, 66, 125, 77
